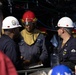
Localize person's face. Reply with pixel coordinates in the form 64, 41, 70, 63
14, 28, 19, 34
57, 27, 64, 37
24, 22, 35, 32
13, 28, 20, 38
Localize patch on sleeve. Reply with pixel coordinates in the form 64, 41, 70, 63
71, 49, 76, 52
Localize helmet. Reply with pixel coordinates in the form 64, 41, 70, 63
48, 65, 73, 75
57, 17, 74, 28
22, 10, 37, 24
2, 16, 21, 29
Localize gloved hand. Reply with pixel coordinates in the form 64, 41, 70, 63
38, 61, 42, 65
23, 60, 30, 64
20, 56, 30, 66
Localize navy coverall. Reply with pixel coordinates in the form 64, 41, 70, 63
58, 36, 76, 70
0, 34, 18, 67
19, 33, 48, 67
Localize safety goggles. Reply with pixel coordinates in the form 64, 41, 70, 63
24, 21, 35, 26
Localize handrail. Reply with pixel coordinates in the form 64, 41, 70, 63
17, 67, 51, 75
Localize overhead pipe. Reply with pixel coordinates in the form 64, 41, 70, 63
7, 0, 12, 14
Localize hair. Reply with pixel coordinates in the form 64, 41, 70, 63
64, 28, 72, 35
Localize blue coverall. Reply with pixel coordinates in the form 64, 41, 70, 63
58, 36, 76, 71
0, 34, 19, 68
19, 33, 48, 67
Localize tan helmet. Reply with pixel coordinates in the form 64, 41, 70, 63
2, 16, 21, 29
